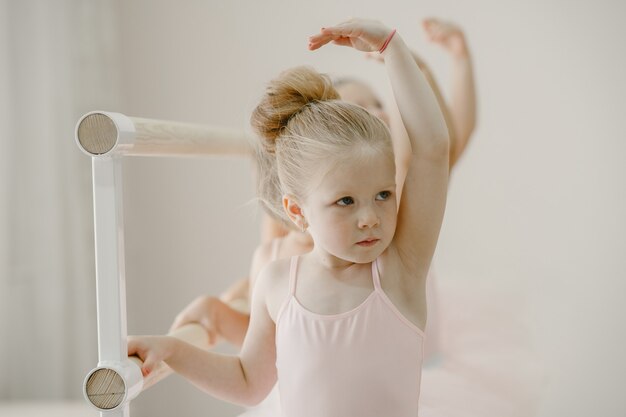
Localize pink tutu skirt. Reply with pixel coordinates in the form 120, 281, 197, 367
419, 278, 544, 417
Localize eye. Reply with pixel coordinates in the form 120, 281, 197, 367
376, 191, 392, 201
336, 196, 354, 206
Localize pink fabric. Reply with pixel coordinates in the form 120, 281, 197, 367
418, 279, 544, 417
237, 245, 543, 417
422, 269, 440, 364
275, 256, 424, 417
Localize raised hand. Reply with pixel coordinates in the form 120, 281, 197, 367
422, 18, 469, 59
308, 18, 394, 53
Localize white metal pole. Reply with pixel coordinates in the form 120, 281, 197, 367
83, 156, 142, 416
77, 112, 218, 415
93, 157, 128, 363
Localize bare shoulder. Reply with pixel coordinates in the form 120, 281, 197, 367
252, 256, 292, 323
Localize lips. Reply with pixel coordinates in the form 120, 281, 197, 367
356, 238, 379, 247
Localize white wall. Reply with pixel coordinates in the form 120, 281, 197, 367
1, 0, 120, 407
111, 0, 626, 416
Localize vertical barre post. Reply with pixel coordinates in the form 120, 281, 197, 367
76, 111, 225, 415
93, 157, 128, 363
83, 157, 142, 416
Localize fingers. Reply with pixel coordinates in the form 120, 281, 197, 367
308, 33, 336, 50
422, 17, 461, 42
320, 22, 362, 39
308, 18, 386, 52
127, 336, 139, 356
331, 37, 354, 48
316, 23, 363, 48
422, 18, 444, 42
308, 27, 354, 50
421, 17, 468, 58
127, 337, 153, 377
141, 354, 158, 377
422, 17, 438, 31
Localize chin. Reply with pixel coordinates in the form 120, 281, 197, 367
347, 249, 384, 264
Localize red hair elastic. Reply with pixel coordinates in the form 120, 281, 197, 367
379, 29, 397, 54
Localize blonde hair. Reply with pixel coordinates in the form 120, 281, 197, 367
251, 66, 393, 225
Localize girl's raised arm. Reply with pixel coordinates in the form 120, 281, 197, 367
423, 18, 477, 168
309, 19, 449, 274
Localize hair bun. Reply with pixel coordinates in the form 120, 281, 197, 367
251, 66, 339, 151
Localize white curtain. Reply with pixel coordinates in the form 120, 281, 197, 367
0, 0, 121, 400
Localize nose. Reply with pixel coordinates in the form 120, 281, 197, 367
358, 205, 379, 229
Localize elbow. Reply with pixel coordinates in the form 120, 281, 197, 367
237, 397, 258, 408
218, 387, 265, 408
234, 362, 275, 407
242, 397, 263, 408
409, 122, 450, 159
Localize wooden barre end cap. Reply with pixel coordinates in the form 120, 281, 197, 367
85, 367, 125, 410
77, 113, 118, 155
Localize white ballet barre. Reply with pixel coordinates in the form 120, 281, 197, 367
76, 111, 252, 416
75, 111, 252, 157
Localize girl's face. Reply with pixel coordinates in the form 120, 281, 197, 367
336, 81, 390, 128
302, 148, 397, 265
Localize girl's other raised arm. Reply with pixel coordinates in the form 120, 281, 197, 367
381, 31, 449, 271
309, 19, 449, 273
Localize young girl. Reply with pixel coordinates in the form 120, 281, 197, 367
170, 18, 477, 363
129, 18, 449, 416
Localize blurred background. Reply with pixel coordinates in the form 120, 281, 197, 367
1, 0, 625, 416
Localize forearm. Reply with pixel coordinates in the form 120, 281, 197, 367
448, 49, 476, 167
215, 303, 250, 347
166, 339, 257, 406
388, 51, 453, 196
411, 52, 458, 170
383, 34, 449, 157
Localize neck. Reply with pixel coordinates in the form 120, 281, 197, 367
286, 230, 314, 250
308, 246, 356, 271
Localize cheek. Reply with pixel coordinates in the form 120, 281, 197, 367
324, 211, 351, 235
383, 205, 398, 232
313, 210, 352, 243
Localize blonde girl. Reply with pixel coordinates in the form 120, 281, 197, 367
129, 18, 449, 416
171, 18, 476, 362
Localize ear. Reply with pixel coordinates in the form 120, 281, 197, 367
282, 194, 307, 230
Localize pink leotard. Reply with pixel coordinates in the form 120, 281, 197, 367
275, 256, 425, 417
